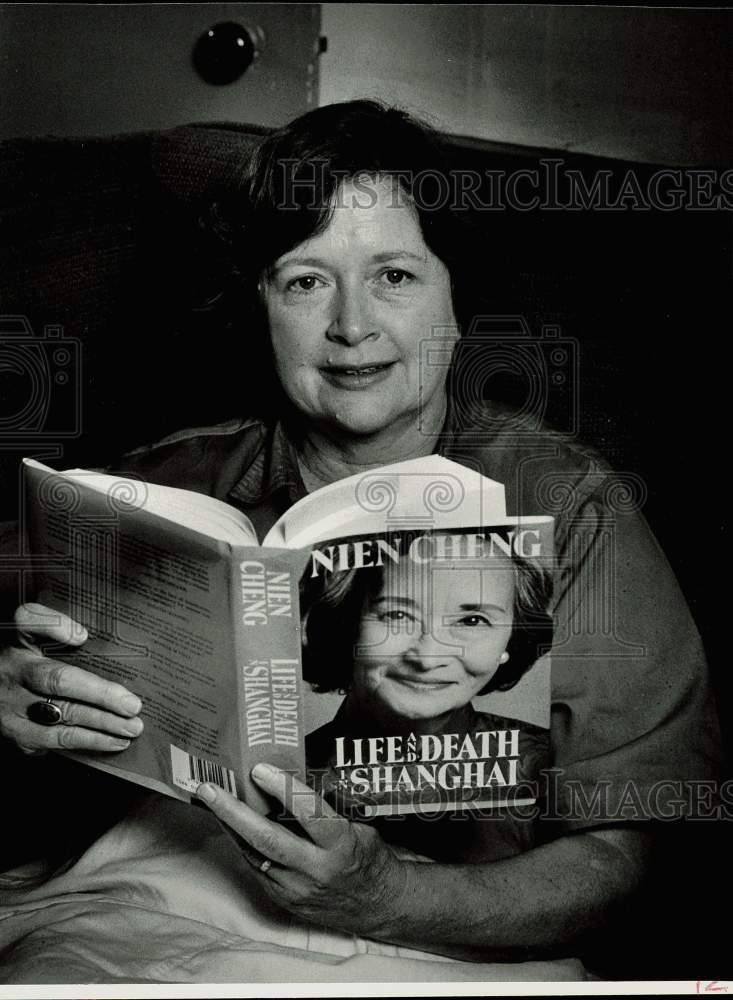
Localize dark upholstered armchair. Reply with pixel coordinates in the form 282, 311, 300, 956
0, 124, 269, 488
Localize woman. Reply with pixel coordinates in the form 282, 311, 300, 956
0, 101, 717, 967
302, 534, 553, 859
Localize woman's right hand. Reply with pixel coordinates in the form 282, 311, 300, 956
0, 603, 144, 755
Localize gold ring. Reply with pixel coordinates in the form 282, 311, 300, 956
259, 858, 272, 874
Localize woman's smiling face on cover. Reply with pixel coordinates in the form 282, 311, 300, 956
352, 556, 515, 728
261, 175, 458, 439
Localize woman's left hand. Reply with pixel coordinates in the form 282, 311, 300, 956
196, 762, 408, 935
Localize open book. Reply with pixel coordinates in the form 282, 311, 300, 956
23, 455, 554, 818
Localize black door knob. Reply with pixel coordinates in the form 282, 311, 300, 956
192, 22, 261, 86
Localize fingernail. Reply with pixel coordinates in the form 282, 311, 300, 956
110, 739, 130, 751
252, 762, 276, 779
122, 718, 144, 737
196, 782, 217, 803
121, 694, 142, 715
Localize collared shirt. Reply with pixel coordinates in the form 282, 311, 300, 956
115, 401, 721, 835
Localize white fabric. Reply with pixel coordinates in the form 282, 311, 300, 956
0, 794, 589, 984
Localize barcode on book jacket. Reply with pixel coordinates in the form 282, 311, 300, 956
170, 744, 237, 796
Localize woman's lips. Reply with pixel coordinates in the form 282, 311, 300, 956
391, 676, 456, 692
320, 362, 395, 390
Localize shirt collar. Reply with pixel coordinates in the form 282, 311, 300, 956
227, 393, 466, 510
227, 419, 306, 509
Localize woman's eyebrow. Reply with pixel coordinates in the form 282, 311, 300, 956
270, 256, 331, 273
371, 598, 507, 613
457, 602, 507, 614
369, 251, 428, 265
371, 595, 421, 609
272, 250, 427, 273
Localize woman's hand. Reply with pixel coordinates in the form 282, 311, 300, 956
196, 763, 409, 936
0, 602, 144, 755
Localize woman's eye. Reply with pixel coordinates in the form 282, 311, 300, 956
374, 608, 413, 625
285, 275, 323, 293
380, 269, 412, 287
453, 614, 492, 628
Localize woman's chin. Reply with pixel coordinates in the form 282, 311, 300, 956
320, 405, 402, 440
307, 379, 415, 438
378, 699, 456, 728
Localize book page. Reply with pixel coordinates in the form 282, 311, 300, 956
263, 455, 508, 549
23, 459, 259, 547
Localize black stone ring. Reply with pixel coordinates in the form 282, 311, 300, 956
27, 698, 63, 726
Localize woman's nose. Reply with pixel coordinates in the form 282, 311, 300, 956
326, 286, 379, 346
403, 630, 451, 670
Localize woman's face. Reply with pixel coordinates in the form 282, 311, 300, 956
352, 556, 515, 728
261, 176, 458, 439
